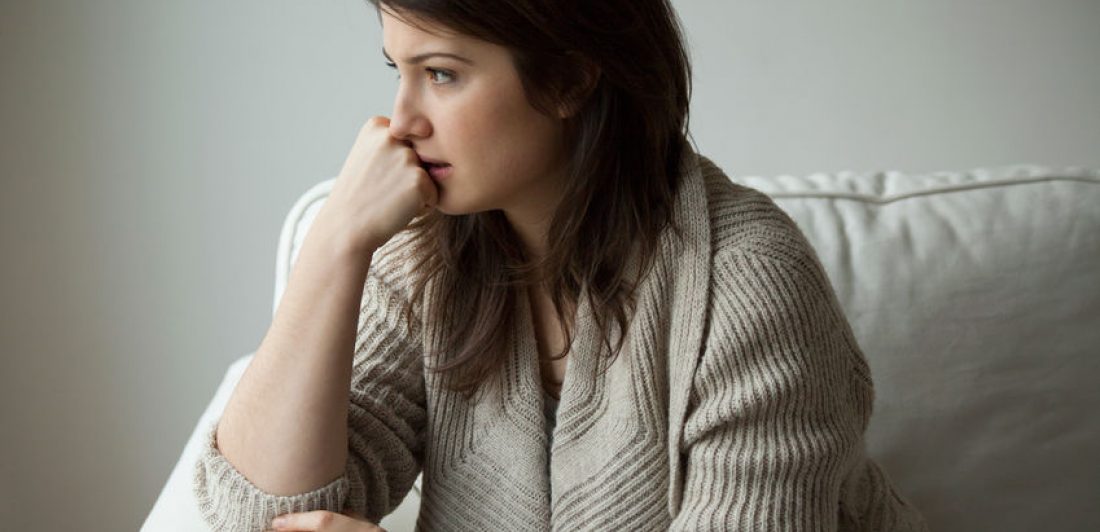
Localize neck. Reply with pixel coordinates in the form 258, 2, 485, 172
501, 168, 568, 266
497, 140, 575, 268
503, 206, 553, 264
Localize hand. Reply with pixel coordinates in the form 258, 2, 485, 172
267, 509, 386, 532
313, 115, 439, 256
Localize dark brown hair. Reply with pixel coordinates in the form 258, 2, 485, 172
368, 0, 694, 400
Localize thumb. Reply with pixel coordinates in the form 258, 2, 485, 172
418, 170, 440, 212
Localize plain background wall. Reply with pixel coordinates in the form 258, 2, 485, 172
1, 1, 1097, 530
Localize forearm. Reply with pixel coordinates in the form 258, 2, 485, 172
216, 222, 375, 496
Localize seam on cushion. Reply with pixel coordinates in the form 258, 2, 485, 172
761, 175, 1100, 204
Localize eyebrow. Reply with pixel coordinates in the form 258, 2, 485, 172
382, 47, 474, 65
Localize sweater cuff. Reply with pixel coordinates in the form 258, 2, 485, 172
192, 419, 350, 532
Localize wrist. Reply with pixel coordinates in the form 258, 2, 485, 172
304, 219, 378, 274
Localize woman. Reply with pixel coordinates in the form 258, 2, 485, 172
194, 0, 929, 530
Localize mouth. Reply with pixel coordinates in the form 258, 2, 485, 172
416, 153, 450, 167
419, 159, 454, 181
415, 152, 452, 180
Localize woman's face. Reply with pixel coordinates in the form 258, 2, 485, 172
380, 10, 569, 217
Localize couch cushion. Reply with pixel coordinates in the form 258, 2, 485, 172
734, 165, 1100, 531
271, 165, 1100, 531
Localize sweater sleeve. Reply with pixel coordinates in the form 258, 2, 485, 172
192, 265, 427, 532
670, 244, 877, 531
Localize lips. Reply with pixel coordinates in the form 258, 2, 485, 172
425, 163, 453, 181
415, 152, 452, 181
416, 153, 451, 167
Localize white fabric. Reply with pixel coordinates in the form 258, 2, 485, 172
736, 165, 1100, 531
144, 163, 1100, 531
141, 352, 421, 532
142, 356, 251, 531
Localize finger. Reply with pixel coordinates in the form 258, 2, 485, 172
416, 203, 432, 218
366, 115, 390, 129
417, 171, 439, 209
271, 510, 333, 530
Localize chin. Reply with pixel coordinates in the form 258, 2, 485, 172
433, 193, 491, 217
432, 200, 473, 217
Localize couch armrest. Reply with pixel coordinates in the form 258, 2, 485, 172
142, 352, 255, 531
142, 352, 422, 531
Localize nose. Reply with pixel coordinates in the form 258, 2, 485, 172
388, 86, 432, 141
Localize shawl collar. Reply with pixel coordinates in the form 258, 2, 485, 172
418, 147, 714, 526
657, 147, 712, 516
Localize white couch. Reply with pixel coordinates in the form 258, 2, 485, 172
144, 163, 1100, 531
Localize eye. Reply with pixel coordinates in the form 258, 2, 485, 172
384, 60, 455, 85
426, 68, 455, 84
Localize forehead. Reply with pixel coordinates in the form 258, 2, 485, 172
380, 10, 466, 50
380, 9, 517, 71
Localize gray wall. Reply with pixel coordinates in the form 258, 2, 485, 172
1, 1, 1097, 530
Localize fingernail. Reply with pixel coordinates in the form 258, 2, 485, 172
271, 517, 287, 528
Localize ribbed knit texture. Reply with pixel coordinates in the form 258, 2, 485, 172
193, 149, 930, 531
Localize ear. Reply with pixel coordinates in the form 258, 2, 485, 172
556, 53, 601, 119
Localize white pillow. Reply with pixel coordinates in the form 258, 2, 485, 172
734, 164, 1100, 531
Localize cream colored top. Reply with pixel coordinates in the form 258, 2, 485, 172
193, 149, 929, 531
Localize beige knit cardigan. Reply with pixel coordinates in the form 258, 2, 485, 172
194, 149, 930, 531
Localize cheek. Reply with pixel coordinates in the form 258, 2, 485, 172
436, 85, 563, 211
483, 105, 560, 170
451, 102, 538, 174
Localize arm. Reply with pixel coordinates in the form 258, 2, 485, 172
193, 223, 426, 531
669, 247, 873, 531
219, 219, 371, 496
192, 116, 435, 531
